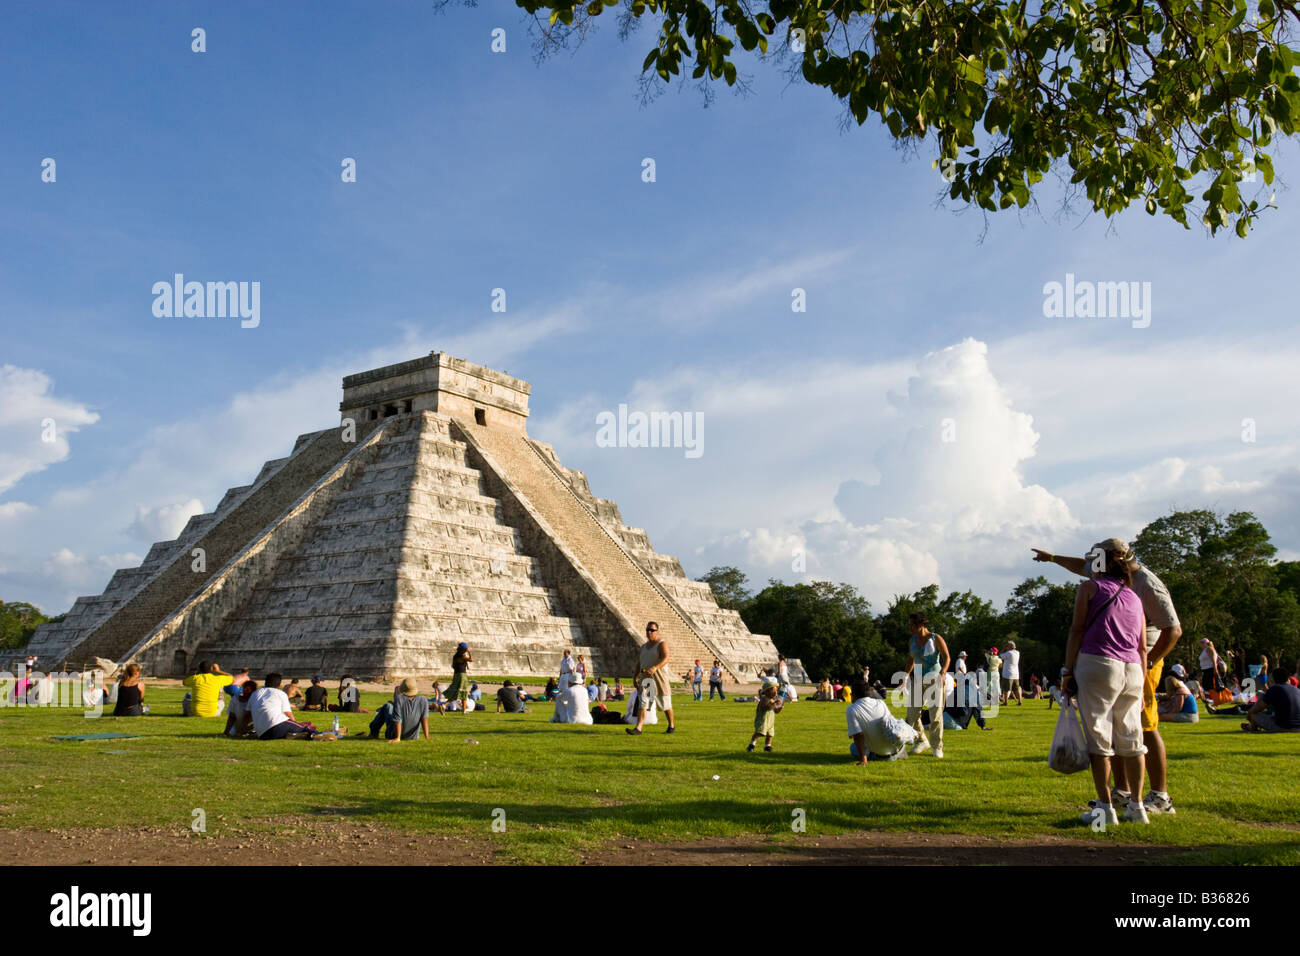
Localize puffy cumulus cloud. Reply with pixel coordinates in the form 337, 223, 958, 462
841, 339, 1074, 535
671, 340, 1077, 606
0, 365, 99, 495
128, 498, 205, 543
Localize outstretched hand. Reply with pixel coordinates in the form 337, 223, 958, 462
1031, 548, 1053, 563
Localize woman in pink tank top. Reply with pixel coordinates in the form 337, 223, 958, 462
1063, 540, 1149, 827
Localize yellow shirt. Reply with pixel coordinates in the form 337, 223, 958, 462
183, 672, 232, 717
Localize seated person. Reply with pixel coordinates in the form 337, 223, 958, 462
622, 685, 658, 725
586, 680, 599, 703
331, 674, 366, 713
544, 677, 559, 701
113, 664, 148, 717
248, 674, 316, 740
1157, 674, 1199, 723
283, 679, 304, 708
368, 679, 430, 741
225, 680, 258, 737
551, 679, 594, 725
496, 680, 528, 713
611, 679, 625, 700
468, 683, 482, 702
814, 678, 834, 701
846, 681, 915, 763
429, 681, 447, 714
302, 675, 330, 711
1243, 668, 1300, 733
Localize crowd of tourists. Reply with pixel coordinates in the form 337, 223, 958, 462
21, 535, 1294, 831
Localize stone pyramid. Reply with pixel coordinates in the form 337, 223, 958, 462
28, 353, 785, 681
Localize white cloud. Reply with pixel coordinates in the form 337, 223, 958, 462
0, 365, 99, 495
128, 498, 205, 543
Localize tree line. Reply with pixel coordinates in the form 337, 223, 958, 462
698, 509, 1300, 684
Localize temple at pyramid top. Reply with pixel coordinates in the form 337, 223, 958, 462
27, 352, 797, 684
340, 352, 531, 432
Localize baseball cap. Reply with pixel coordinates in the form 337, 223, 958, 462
1092, 537, 1136, 562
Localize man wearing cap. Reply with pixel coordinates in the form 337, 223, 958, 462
367, 678, 430, 742
1032, 537, 1183, 815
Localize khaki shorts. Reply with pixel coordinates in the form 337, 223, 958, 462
638, 679, 671, 713
1141, 658, 1163, 733
1075, 653, 1147, 758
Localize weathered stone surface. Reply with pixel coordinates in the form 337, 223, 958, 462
27, 352, 785, 681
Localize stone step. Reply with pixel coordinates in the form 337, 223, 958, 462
460, 425, 727, 678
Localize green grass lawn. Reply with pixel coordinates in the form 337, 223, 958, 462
1, 687, 1297, 864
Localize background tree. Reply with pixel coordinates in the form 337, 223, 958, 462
696, 565, 753, 611
0, 601, 58, 651
742, 579, 889, 679
507, 0, 1300, 235
1134, 508, 1300, 669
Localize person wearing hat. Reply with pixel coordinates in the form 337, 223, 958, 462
446, 642, 473, 714
367, 678, 430, 741
1034, 536, 1182, 818
302, 675, 330, 711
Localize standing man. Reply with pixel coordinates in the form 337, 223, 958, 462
627, 621, 676, 735
1001, 641, 1023, 706
1033, 539, 1183, 815
691, 660, 704, 702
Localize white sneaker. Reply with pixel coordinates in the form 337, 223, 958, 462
1123, 801, 1151, 824
910, 736, 931, 755
1081, 804, 1118, 826
933, 747, 944, 759
1143, 792, 1176, 815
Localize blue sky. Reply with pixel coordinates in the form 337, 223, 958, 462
4, 0, 1300, 615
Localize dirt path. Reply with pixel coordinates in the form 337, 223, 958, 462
7, 819, 1188, 865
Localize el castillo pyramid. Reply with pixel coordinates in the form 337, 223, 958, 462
27, 353, 785, 682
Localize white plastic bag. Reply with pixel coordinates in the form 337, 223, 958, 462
1048, 699, 1091, 774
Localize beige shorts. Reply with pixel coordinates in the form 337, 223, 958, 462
638, 679, 671, 713
1075, 653, 1147, 758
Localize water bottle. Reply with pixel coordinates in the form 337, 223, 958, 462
332, 714, 339, 734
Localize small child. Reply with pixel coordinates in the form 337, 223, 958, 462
747, 683, 784, 752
